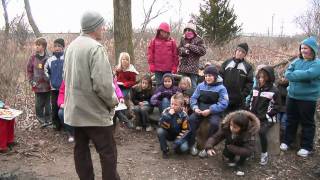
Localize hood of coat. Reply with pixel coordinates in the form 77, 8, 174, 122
221, 110, 260, 136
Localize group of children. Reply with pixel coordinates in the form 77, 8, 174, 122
26, 37, 74, 142
144, 21, 319, 176
0, 22, 319, 177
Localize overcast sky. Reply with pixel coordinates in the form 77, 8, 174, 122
0, 0, 309, 35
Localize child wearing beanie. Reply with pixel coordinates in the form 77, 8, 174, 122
188, 65, 229, 158
178, 20, 206, 89
220, 42, 254, 114
45, 38, 65, 130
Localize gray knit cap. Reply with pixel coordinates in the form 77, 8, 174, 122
81, 11, 105, 33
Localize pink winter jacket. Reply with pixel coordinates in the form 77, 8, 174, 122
114, 78, 124, 100
58, 80, 123, 108
57, 81, 65, 108
147, 23, 179, 73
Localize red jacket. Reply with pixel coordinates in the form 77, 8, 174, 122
27, 54, 51, 93
116, 65, 138, 88
147, 23, 179, 73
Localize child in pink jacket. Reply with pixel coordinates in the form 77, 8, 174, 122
147, 22, 179, 87
57, 81, 74, 142
113, 78, 134, 129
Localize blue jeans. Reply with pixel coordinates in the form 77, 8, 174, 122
155, 71, 171, 88
188, 113, 221, 146
119, 86, 130, 97
133, 105, 152, 127
157, 128, 189, 153
277, 112, 287, 131
159, 98, 170, 113
58, 108, 74, 136
179, 72, 198, 89
284, 97, 316, 151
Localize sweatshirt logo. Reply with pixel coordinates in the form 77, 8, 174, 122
38, 63, 43, 69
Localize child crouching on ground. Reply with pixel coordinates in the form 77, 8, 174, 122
205, 110, 260, 176
157, 93, 190, 158
0, 100, 16, 153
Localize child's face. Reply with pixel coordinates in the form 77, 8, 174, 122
35, 44, 45, 53
183, 95, 190, 105
159, 30, 169, 39
163, 77, 173, 88
121, 57, 129, 69
204, 74, 215, 84
230, 120, 241, 134
179, 81, 188, 91
53, 43, 63, 53
258, 70, 269, 87
235, 49, 246, 59
141, 79, 149, 90
300, 44, 314, 60
170, 99, 182, 112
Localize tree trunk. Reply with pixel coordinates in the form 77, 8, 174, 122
113, 0, 134, 65
1, 0, 9, 40
24, 0, 41, 37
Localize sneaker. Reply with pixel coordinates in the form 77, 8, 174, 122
135, 126, 142, 131
236, 170, 245, 176
227, 162, 237, 167
146, 126, 153, 132
198, 150, 208, 158
260, 152, 268, 165
190, 145, 199, 156
280, 143, 288, 151
297, 148, 310, 157
68, 136, 74, 143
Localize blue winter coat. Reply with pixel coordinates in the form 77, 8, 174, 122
285, 58, 320, 101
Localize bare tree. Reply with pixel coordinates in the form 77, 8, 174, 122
295, 0, 320, 37
24, 0, 41, 37
133, 0, 169, 49
10, 13, 31, 49
113, 0, 134, 64
1, 0, 9, 39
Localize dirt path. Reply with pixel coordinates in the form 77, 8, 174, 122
1, 125, 320, 180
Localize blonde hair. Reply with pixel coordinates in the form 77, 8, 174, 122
117, 52, 131, 69
179, 76, 192, 89
171, 93, 184, 105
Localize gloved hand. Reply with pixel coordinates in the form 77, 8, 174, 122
266, 114, 276, 123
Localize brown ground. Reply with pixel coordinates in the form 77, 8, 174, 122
1, 121, 320, 180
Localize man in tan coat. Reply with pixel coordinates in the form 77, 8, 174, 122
63, 11, 119, 180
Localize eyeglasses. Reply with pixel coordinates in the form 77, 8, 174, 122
185, 28, 193, 32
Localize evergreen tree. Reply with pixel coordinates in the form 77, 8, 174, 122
193, 0, 241, 46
